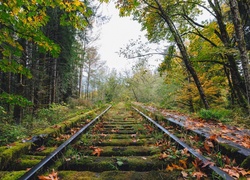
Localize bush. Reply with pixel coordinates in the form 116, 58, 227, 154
68, 98, 93, 109
0, 123, 28, 146
198, 108, 231, 121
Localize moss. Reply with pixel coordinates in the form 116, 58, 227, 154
58, 170, 182, 180
241, 156, 250, 169
59, 171, 100, 180
75, 146, 160, 156
0, 171, 26, 180
59, 156, 172, 172
30, 146, 57, 156
0, 147, 6, 153
0, 106, 107, 171
93, 138, 148, 146
0, 142, 32, 170
34, 108, 100, 136
9, 155, 45, 170
219, 143, 239, 153
102, 170, 182, 180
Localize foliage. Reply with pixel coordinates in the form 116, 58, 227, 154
198, 108, 231, 121
0, 0, 97, 118
68, 98, 93, 109
0, 123, 28, 146
0, 92, 32, 107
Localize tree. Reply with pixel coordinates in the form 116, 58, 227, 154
229, 0, 250, 113
83, 46, 105, 99
0, 0, 96, 123
115, 0, 210, 109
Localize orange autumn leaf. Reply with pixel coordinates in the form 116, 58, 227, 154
92, 147, 103, 157
166, 164, 174, 171
38, 169, 58, 180
222, 167, 240, 179
179, 159, 188, 169
159, 152, 168, 160
192, 171, 207, 180
208, 134, 218, 141
224, 155, 231, 165
192, 158, 202, 170
171, 163, 184, 170
181, 148, 190, 156
204, 140, 213, 153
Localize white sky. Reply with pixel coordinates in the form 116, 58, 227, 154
94, 1, 212, 73
95, 1, 160, 72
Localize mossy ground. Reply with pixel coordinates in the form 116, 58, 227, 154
58, 170, 183, 180
0, 171, 26, 180
0, 107, 105, 172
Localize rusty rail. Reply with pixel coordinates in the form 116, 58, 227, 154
19, 105, 112, 180
133, 107, 234, 180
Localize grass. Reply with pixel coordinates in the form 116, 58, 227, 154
0, 101, 96, 146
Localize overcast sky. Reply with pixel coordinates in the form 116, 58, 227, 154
93, 1, 212, 73
95, 1, 159, 72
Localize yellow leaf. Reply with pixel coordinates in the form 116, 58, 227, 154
28, 17, 32, 22
73, 0, 82, 6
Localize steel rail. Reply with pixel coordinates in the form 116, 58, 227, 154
19, 105, 112, 180
166, 117, 250, 157
139, 105, 250, 157
133, 107, 234, 180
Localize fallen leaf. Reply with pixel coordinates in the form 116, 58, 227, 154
224, 155, 231, 165
166, 165, 174, 171
179, 159, 188, 169
100, 133, 107, 137
192, 171, 207, 180
201, 161, 215, 168
36, 146, 46, 152
92, 147, 103, 157
38, 169, 58, 180
222, 167, 240, 178
192, 158, 202, 171
159, 152, 168, 160
52, 125, 61, 129
208, 134, 218, 141
181, 171, 188, 178
171, 163, 184, 170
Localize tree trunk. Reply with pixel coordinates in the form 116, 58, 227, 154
154, 0, 210, 109
13, 74, 23, 124
52, 58, 57, 103
208, 0, 248, 108
229, 0, 250, 113
79, 64, 83, 98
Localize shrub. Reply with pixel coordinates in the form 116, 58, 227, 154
0, 123, 27, 146
198, 108, 231, 121
68, 98, 93, 108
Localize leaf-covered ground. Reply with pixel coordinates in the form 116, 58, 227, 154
138, 103, 250, 150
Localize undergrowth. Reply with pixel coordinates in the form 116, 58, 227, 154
0, 100, 96, 146
198, 108, 250, 129
198, 108, 231, 121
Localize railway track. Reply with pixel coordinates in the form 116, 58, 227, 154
1, 102, 247, 179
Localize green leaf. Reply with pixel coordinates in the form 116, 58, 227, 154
0, 92, 33, 107
117, 160, 124, 166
